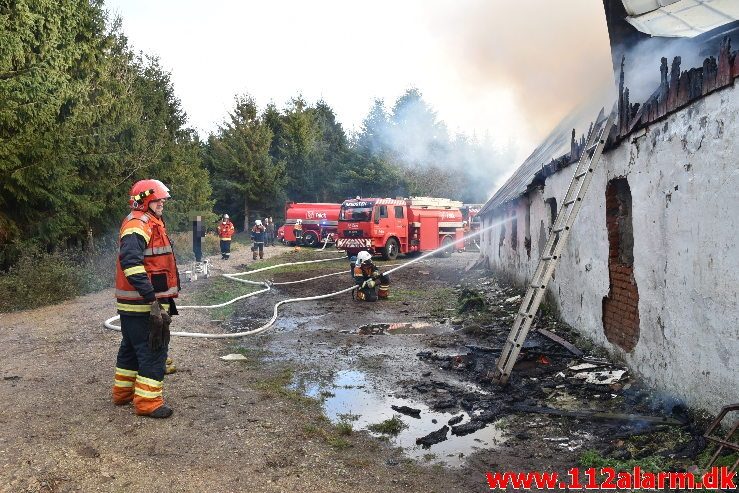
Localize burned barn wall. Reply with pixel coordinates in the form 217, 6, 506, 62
480, 82, 739, 413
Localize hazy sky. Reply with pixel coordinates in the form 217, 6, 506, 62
105, 0, 614, 165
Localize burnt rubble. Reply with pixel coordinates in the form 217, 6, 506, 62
398, 268, 707, 463
416, 425, 449, 448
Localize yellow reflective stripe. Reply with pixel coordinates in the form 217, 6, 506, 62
155, 287, 178, 297
121, 227, 151, 243
136, 375, 163, 388
116, 302, 151, 312
220, 238, 232, 241
134, 388, 162, 398
115, 368, 138, 377
114, 380, 134, 388
143, 245, 173, 255
115, 289, 141, 298
123, 265, 147, 276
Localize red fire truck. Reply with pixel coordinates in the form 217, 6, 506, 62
461, 205, 482, 231
283, 202, 341, 247
336, 197, 464, 259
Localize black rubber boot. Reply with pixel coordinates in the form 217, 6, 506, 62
147, 404, 173, 419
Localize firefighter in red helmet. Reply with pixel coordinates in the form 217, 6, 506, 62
112, 179, 180, 418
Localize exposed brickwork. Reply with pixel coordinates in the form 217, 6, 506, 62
602, 179, 640, 351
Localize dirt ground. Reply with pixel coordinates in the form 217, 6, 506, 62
0, 242, 708, 492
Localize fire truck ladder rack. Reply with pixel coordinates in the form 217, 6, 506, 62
492, 106, 616, 385
407, 197, 463, 209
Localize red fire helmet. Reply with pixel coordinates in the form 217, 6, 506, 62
129, 179, 171, 211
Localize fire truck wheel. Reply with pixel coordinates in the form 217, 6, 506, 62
382, 238, 399, 260
303, 231, 319, 247
439, 236, 453, 258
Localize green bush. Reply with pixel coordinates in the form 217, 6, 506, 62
0, 251, 108, 312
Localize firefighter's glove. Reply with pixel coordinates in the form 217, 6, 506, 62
148, 302, 171, 352
362, 279, 376, 289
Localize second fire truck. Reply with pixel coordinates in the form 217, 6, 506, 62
283, 202, 341, 247
336, 197, 464, 259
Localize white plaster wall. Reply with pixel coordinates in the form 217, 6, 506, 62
480, 83, 739, 413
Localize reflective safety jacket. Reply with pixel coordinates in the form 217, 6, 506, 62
115, 211, 180, 315
352, 262, 390, 301
218, 220, 235, 240
251, 225, 266, 243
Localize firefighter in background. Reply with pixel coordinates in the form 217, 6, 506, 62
217, 214, 235, 260
352, 251, 390, 301
461, 220, 470, 251
265, 216, 276, 246
293, 219, 303, 252
251, 219, 266, 260
113, 179, 179, 419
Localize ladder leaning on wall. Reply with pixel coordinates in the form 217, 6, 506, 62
492, 105, 617, 385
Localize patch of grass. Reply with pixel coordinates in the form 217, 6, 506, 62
697, 445, 739, 470
456, 287, 486, 313
327, 436, 352, 450
254, 368, 316, 406
337, 412, 360, 422
391, 288, 425, 301
183, 276, 260, 319
302, 424, 321, 438
336, 421, 353, 436
367, 415, 407, 435
578, 449, 668, 472
423, 453, 437, 462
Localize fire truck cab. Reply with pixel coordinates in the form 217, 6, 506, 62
337, 197, 464, 260
283, 202, 341, 247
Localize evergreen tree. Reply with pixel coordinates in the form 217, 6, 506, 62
205, 95, 284, 231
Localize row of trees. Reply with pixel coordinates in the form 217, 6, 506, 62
206, 90, 513, 230
0, 1, 511, 269
0, 0, 212, 268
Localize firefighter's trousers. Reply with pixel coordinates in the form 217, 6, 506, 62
113, 314, 168, 415
220, 239, 231, 259
252, 242, 264, 259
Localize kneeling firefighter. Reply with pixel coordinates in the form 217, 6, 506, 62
352, 251, 390, 301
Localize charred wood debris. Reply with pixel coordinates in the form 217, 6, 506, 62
389, 268, 714, 460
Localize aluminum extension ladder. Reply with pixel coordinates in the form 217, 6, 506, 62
492, 106, 617, 385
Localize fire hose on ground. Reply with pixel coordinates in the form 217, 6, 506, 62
103, 228, 492, 339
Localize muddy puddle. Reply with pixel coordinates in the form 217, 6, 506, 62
290, 369, 507, 467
